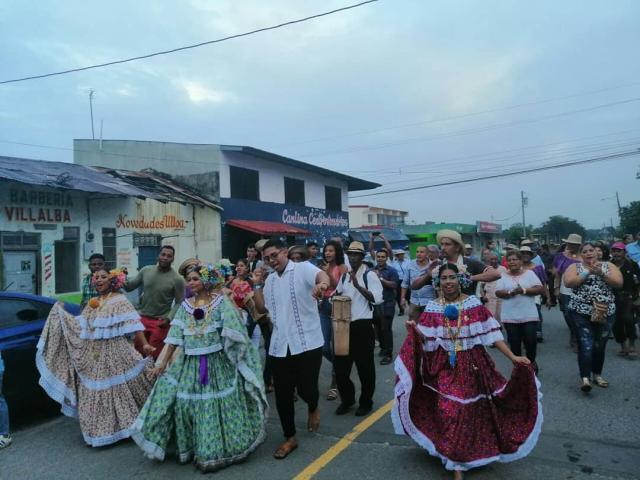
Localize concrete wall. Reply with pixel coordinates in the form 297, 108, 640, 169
1, 180, 220, 297
219, 150, 349, 211
74, 139, 222, 177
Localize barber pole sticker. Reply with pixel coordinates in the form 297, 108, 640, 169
44, 254, 53, 281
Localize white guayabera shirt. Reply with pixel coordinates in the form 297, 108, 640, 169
264, 260, 324, 357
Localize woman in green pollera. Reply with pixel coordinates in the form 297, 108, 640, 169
132, 262, 267, 472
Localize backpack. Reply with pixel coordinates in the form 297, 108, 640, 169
340, 269, 384, 316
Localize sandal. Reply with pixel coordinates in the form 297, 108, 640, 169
326, 388, 338, 401
593, 375, 609, 388
627, 350, 639, 359
273, 439, 298, 459
580, 377, 592, 392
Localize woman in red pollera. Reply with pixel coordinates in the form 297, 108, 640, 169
392, 263, 542, 480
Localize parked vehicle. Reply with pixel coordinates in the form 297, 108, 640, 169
0, 292, 80, 417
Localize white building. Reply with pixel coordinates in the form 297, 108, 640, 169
348, 204, 408, 228
0, 156, 221, 297
74, 140, 379, 260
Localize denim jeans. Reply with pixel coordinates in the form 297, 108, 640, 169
571, 310, 614, 378
318, 298, 334, 363
0, 373, 9, 436
559, 293, 578, 343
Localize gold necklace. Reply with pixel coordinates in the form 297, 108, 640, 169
439, 295, 466, 367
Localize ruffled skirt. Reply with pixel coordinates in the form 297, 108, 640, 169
131, 349, 267, 472
36, 303, 156, 446
392, 333, 542, 471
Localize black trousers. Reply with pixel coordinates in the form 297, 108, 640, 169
269, 347, 323, 438
335, 319, 376, 409
504, 321, 538, 364
373, 311, 395, 356
613, 297, 637, 343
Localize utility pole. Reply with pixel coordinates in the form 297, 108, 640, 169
521, 191, 527, 238
89, 89, 95, 140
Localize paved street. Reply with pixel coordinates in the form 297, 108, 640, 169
2, 307, 639, 480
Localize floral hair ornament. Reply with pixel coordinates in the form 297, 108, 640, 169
431, 264, 474, 291
88, 268, 127, 308
443, 304, 459, 320
188, 260, 234, 290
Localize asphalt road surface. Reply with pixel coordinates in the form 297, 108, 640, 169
2, 307, 639, 480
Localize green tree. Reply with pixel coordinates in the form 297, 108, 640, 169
536, 216, 586, 243
503, 223, 533, 244
619, 201, 640, 235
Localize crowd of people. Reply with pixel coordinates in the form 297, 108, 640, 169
0, 229, 639, 479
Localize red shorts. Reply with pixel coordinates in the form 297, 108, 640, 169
134, 315, 169, 360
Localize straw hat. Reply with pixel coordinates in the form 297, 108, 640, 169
346, 241, 366, 254
505, 244, 518, 250
254, 239, 269, 252
519, 246, 533, 253
178, 257, 200, 277
561, 233, 582, 245
392, 249, 405, 256
436, 229, 465, 250
520, 238, 534, 246
464, 243, 473, 249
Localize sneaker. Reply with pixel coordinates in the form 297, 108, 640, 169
0, 434, 12, 449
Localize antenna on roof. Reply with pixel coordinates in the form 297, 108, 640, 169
88, 89, 95, 140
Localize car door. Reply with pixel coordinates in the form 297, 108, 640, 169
0, 297, 54, 409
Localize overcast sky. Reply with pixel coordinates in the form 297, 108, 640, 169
1, 0, 639, 230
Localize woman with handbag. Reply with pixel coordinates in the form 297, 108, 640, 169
563, 242, 623, 392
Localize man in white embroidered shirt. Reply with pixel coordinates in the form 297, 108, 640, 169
253, 239, 331, 460
335, 241, 383, 417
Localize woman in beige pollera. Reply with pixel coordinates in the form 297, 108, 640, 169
36, 268, 156, 447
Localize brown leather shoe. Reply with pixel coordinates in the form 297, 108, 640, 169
307, 408, 320, 432
273, 438, 298, 459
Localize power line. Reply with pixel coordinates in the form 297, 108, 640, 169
336, 128, 640, 174
299, 97, 640, 159
271, 81, 640, 149
349, 149, 640, 198
0, 1, 378, 85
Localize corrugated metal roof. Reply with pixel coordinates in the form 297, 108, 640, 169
0, 155, 150, 197
94, 167, 222, 210
0, 156, 222, 210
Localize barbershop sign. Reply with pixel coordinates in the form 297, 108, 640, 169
4, 188, 73, 223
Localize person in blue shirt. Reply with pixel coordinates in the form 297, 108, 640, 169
391, 250, 411, 315
0, 352, 11, 449
626, 232, 640, 265
373, 249, 400, 365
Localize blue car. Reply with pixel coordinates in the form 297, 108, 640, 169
0, 292, 80, 416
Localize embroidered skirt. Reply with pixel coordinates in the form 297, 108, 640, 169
392, 333, 542, 471
36, 303, 156, 446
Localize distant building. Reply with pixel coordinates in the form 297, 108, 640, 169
74, 140, 379, 261
349, 205, 408, 228
0, 156, 221, 297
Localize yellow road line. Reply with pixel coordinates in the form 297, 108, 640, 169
292, 399, 394, 480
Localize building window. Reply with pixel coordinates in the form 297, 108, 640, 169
367, 214, 374, 224
102, 228, 116, 270
325, 186, 342, 211
284, 177, 305, 206
230, 165, 259, 201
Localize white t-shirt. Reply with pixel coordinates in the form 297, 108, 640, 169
264, 260, 324, 357
496, 269, 542, 323
336, 264, 384, 321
